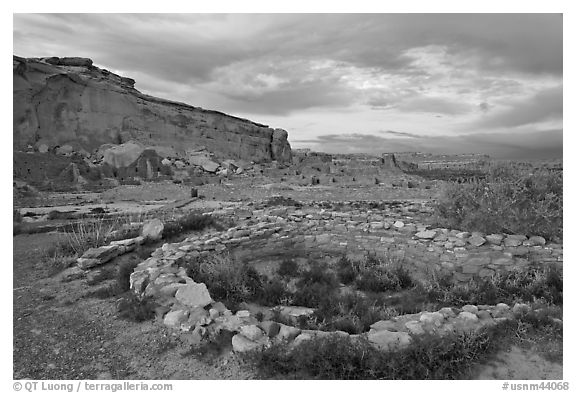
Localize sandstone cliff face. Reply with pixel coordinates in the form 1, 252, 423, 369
13, 56, 292, 163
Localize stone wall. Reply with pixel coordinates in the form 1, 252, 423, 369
125, 200, 561, 352
152, 201, 562, 282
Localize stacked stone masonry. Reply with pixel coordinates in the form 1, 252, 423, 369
122, 200, 561, 352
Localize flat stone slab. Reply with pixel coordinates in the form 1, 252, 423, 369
175, 282, 213, 308
367, 330, 412, 351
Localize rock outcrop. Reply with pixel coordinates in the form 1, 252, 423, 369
13, 55, 292, 163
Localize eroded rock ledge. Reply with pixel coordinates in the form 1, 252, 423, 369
13, 55, 292, 163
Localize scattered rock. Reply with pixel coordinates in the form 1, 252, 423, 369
77, 245, 120, 269
393, 221, 405, 229
457, 311, 478, 322
525, 236, 546, 246
419, 311, 445, 326
415, 230, 436, 239
504, 235, 527, 247
486, 234, 504, 245
164, 309, 189, 328
461, 305, 479, 314
142, 219, 164, 241
175, 282, 213, 308
232, 334, 268, 352
467, 235, 486, 247
239, 325, 264, 341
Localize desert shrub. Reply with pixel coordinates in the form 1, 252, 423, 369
163, 213, 220, 239
419, 264, 563, 307
296, 262, 339, 289
258, 278, 292, 306
292, 282, 336, 308
65, 218, 119, 255
335, 256, 356, 284
117, 259, 140, 292
354, 256, 415, 293
309, 292, 398, 334
277, 259, 300, 278
117, 293, 157, 322
251, 329, 495, 379
434, 165, 562, 239
292, 262, 339, 308
183, 254, 265, 308
42, 240, 77, 275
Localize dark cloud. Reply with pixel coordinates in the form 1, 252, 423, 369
217, 79, 356, 115
293, 129, 562, 159
379, 130, 424, 138
395, 96, 473, 115
476, 86, 563, 128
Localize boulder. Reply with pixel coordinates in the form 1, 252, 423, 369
239, 325, 264, 341
103, 142, 145, 168
77, 245, 120, 269
187, 153, 220, 173
175, 282, 213, 308
142, 219, 164, 241
164, 309, 189, 328
232, 334, 269, 353
276, 324, 302, 341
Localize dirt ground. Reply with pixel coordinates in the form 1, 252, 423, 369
13, 232, 256, 380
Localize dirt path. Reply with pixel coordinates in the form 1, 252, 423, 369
471, 346, 562, 380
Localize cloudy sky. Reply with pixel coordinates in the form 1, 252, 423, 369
13, 13, 563, 158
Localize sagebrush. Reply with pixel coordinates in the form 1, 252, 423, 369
434, 164, 562, 239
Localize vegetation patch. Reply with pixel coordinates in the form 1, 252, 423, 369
251, 306, 562, 379
418, 264, 563, 307
116, 293, 157, 322
434, 165, 562, 239
163, 213, 222, 239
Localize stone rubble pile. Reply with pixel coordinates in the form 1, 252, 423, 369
129, 240, 535, 353
69, 199, 562, 354
119, 201, 562, 282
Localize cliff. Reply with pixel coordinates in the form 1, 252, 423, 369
13, 55, 292, 163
